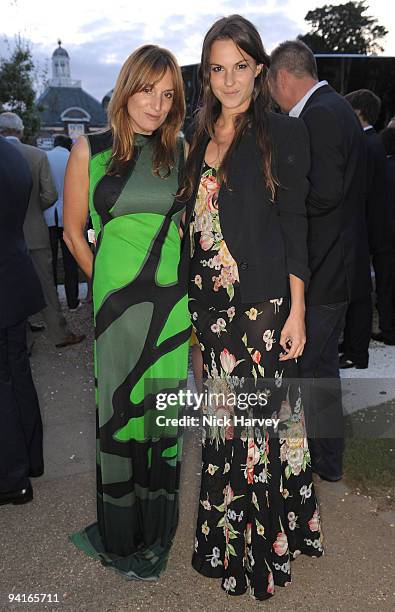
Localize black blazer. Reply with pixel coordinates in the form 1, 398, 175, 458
0, 136, 45, 328
365, 127, 392, 254
300, 84, 371, 305
183, 113, 310, 303
385, 154, 395, 241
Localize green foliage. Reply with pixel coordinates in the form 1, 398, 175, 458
0, 37, 41, 143
299, 1, 388, 54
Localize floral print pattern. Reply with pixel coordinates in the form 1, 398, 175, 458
189, 164, 323, 601
191, 164, 239, 300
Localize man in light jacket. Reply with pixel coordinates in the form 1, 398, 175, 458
46, 135, 80, 310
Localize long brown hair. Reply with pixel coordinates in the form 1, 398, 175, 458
107, 44, 185, 177
182, 15, 276, 198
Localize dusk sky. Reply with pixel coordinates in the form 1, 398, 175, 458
1, 0, 394, 102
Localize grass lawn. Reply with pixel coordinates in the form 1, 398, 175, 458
343, 400, 395, 509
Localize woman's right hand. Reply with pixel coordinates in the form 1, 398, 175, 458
279, 310, 306, 361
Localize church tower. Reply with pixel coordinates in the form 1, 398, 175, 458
50, 40, 76, 87
36, 39, 106, 147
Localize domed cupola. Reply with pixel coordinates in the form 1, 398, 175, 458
51, 40, 71, 85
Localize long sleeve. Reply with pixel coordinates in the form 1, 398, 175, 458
276, 117, 310, 285
365, 135, 392, 254
39, 153, 58, 210
302, 104, 344, 215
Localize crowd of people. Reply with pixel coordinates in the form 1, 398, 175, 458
1, 13, 394, 602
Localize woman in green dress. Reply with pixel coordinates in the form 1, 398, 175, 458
63, 45, 191, 579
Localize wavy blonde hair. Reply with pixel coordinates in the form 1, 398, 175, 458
107, 44, 185, 177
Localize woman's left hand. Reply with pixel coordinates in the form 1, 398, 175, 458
279, 310, 306, 361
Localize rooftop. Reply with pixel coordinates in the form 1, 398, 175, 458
37, 86, 107, 127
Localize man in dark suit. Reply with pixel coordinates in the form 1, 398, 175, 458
269, 40, 371, 481
381, 127, 395, 318
0, 112, 85, 349
342, 90, 395, 351
0, 136, 45, 505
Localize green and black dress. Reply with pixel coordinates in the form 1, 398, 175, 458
70, 130, 191, 580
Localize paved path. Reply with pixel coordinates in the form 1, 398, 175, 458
0, 293, 394, 611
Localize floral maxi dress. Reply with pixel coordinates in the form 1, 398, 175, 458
189, 163, 323, 601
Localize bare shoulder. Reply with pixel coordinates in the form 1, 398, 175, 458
70, 136, 89, 161
66, 137, 90, 177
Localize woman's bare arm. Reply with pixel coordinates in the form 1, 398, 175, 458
63, 137, 94, 278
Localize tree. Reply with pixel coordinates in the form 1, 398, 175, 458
298, 1, 388, 55
0, 37, 41, 143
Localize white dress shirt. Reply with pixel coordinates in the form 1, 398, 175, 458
289, 80, 329, 118
45, 146, 70, 227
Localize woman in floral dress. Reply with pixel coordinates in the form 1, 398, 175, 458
180, 15, 323, 600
